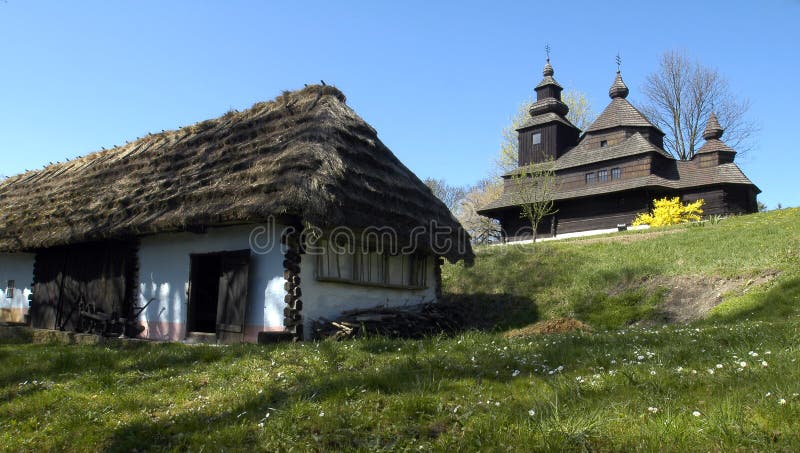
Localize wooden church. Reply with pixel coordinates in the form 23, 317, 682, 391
478, 58, 760, 239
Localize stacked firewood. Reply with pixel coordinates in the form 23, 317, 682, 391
312, 303, 462, 341
282, 231, 303, 341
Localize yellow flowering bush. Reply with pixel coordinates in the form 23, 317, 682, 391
632, 197, 704, 227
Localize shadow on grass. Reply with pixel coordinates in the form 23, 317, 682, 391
0, 341, 275, 391
705, 275, 800, 324
438, 293, 539, 332
102, 343, 536, 451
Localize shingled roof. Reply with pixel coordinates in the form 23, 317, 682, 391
554, 132, 671, 170
585, 98, 658, 133
480, 162, 759, 213
585, 71, 661, 134
696, 112, 735, 155
0, 85, 474, 264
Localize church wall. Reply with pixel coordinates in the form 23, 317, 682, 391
557, 155, 652, 191
518, 124, 558, 165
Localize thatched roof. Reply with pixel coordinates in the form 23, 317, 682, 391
0, 85, 473, 264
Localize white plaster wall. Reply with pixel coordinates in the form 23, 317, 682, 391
137, 224, 286, 341
300, 255, 438, 338
0, 253, 35, 322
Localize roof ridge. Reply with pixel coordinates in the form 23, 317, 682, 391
585, 97, 659, 133
0, 85, 346, 188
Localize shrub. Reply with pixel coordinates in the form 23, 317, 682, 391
632, 197, 704, 227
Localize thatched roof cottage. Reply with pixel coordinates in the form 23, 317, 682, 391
0, 85, 473, 342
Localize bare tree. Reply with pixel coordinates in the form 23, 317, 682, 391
496, 90, 595, 174
639, 50, 757, 160
456, 179, 503, 245
509, 156, 559, 242
423, 177, 466, 215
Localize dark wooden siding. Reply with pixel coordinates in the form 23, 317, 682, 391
518, 123, 579, 166
30, 240, 138, 331
558, 155, 652, 191
582, 127, 664, 151
518, 124, 557, 165
496, 182, 757, 240
555, 191, 652, 234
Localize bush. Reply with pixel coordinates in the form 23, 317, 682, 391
632, 197, 704, 227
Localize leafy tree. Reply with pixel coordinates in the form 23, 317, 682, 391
632, 197, 704, 227
639, 50, 757, 160
509, 157, 558, 241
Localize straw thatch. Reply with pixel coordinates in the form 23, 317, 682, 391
0, 85, 473, 264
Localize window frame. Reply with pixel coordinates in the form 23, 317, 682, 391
5, 280, 14, 299
585, 172, 596, 184
611, 167, 621, 180
315, 240, 428, 290
598, 169, 609, 182
531, 132, 542, 145
600, 140, 608, 148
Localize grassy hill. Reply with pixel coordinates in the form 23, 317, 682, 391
1, 209, 799, 452
444, 208, 800, 329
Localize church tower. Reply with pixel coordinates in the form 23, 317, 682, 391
517, 54, 580, 166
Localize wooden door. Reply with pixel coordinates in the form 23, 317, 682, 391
215, 250, 250, 344
30, 247, 68, 329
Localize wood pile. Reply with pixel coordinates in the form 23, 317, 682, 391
312, 303, 462, 340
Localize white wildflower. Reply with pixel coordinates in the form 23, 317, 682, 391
761, 361, 768, 367
716, 364, 723, 369
512, 369, 521, 377
648, 406, 658, 414
739, 361, 747, 368
779, 399, 787, 405
528, 409, 536, 417
692, 410, 701, 417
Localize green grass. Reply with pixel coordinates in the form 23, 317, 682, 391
1, 209, 799, 451
444, 208, 800, 328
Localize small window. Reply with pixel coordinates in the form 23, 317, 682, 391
5, 280, 14, 298
600, 140, 608, 148
316, 240, 427, 288
531, 133, 541, 145
585, 172, 595, 184
598, 170, 608, 182
611, 168, 621, 180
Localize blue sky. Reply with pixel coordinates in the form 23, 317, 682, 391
1, 1, 798, 208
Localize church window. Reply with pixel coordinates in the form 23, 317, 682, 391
598, 170, 608, 182
531, 133, 541, 145
611, 168, 621, 179
585, 172, 595, 184
600, 140, 608, 148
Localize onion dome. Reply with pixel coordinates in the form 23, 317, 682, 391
530, 58, 569, 117
702, 112, 724, 140
609, 71, 629, 99
543, 59, 554, 77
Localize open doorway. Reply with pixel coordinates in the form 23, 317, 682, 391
188, 254, 221, 333
187, 250, 250, 343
